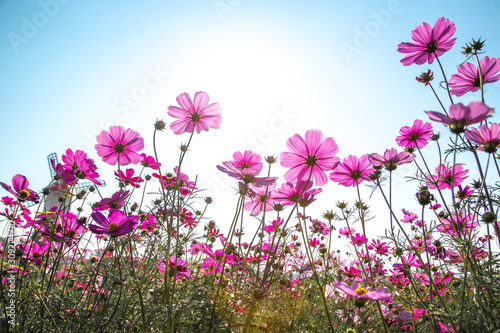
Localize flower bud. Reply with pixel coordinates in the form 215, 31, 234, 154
154, 120, 166, 131
265, 155, 277, 164
416, 189, 432, 206
482, 211, 497, 224
253, 288, 266, 300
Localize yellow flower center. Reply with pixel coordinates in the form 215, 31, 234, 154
20, 189, 30, 198
108, 223, 120, 233
355, 286, 367, 295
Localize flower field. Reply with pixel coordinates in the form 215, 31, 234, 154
1, 17, 500, 332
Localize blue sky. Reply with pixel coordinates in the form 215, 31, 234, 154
1, 0, 500, 240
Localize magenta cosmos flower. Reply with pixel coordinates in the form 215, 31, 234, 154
140, 153, 160, 170
39, 211, 87, 245
333, 281, 392, 307
158, 256, 190, 279
396, 119, 434, 149
329, 155, 374, 187
93, 190, 130, 211
449, 56, 500, 97
397, 17, 456, 66
95, 126, 144, 166
425, 102, 494, 134
280, 129, 340, 186
61, 149, 101, 185
0, 174, 39, 203
465, 123, 500, 153
89, 210, 138, 236
368, 148, 414, 171
114, 168, 144, 188
167, 91, 222, 135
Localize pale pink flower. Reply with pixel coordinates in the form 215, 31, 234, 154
333, 281, 392, 307
425, 102, 494, 134
217, 161, 277, 187
368, 148, 414, 171
167, 92, 222, 134
329, 155, 374, 187
427, 163, 468, 190
244, 184, 276, 216
465, 123, 500, 153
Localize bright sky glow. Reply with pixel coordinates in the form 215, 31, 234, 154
1, 0, 500, 244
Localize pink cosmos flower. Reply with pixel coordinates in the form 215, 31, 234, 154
380, 305, 413, 321
262, 218, 284, 234
351, 233, 367, 246
339, 266, 362, 279
309, 238, 320, 247
93, 190, 130, 211
367, 148, 414, 171
280, 129, 340, 186
1, 196, 16, 207
139, 214, 157, 232
61, 149, 100, 186
18, 241, 49, 266
401, 209, 417, 223
438, 322, 459, 333
427, 163, 468, 190
437, 212, 477, 237
89, 210, 138, 236
244, 184, 276, 216
329, 155, 374, 187
455, 185, 473, 200
0, 174, 39, 203
95, 126, 144, 165
416, 69, 434, 86
202, 258, 224, 274
50, 159, 76, 185
339, 227, 354, 237
465, 123, 500, 153
309, 219, 330, 235
114, 168, 144, 188
274, 181, 322, 207
153, 167, 196, 195
230, 150, 263, 173
38, 210, 87, 245
449, 56, 500, 96
217, 162, 277, 187
140, 153, 160, 170
167, 91, 222, 134
333, 281, 392, 307
397, 17, 456, 66
158, 256, 190, 280
371, 239, 389, 255
425, 102, 494, 134
396, 119, 434, 149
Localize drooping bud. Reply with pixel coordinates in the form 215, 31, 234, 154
416, 188, 433, 206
